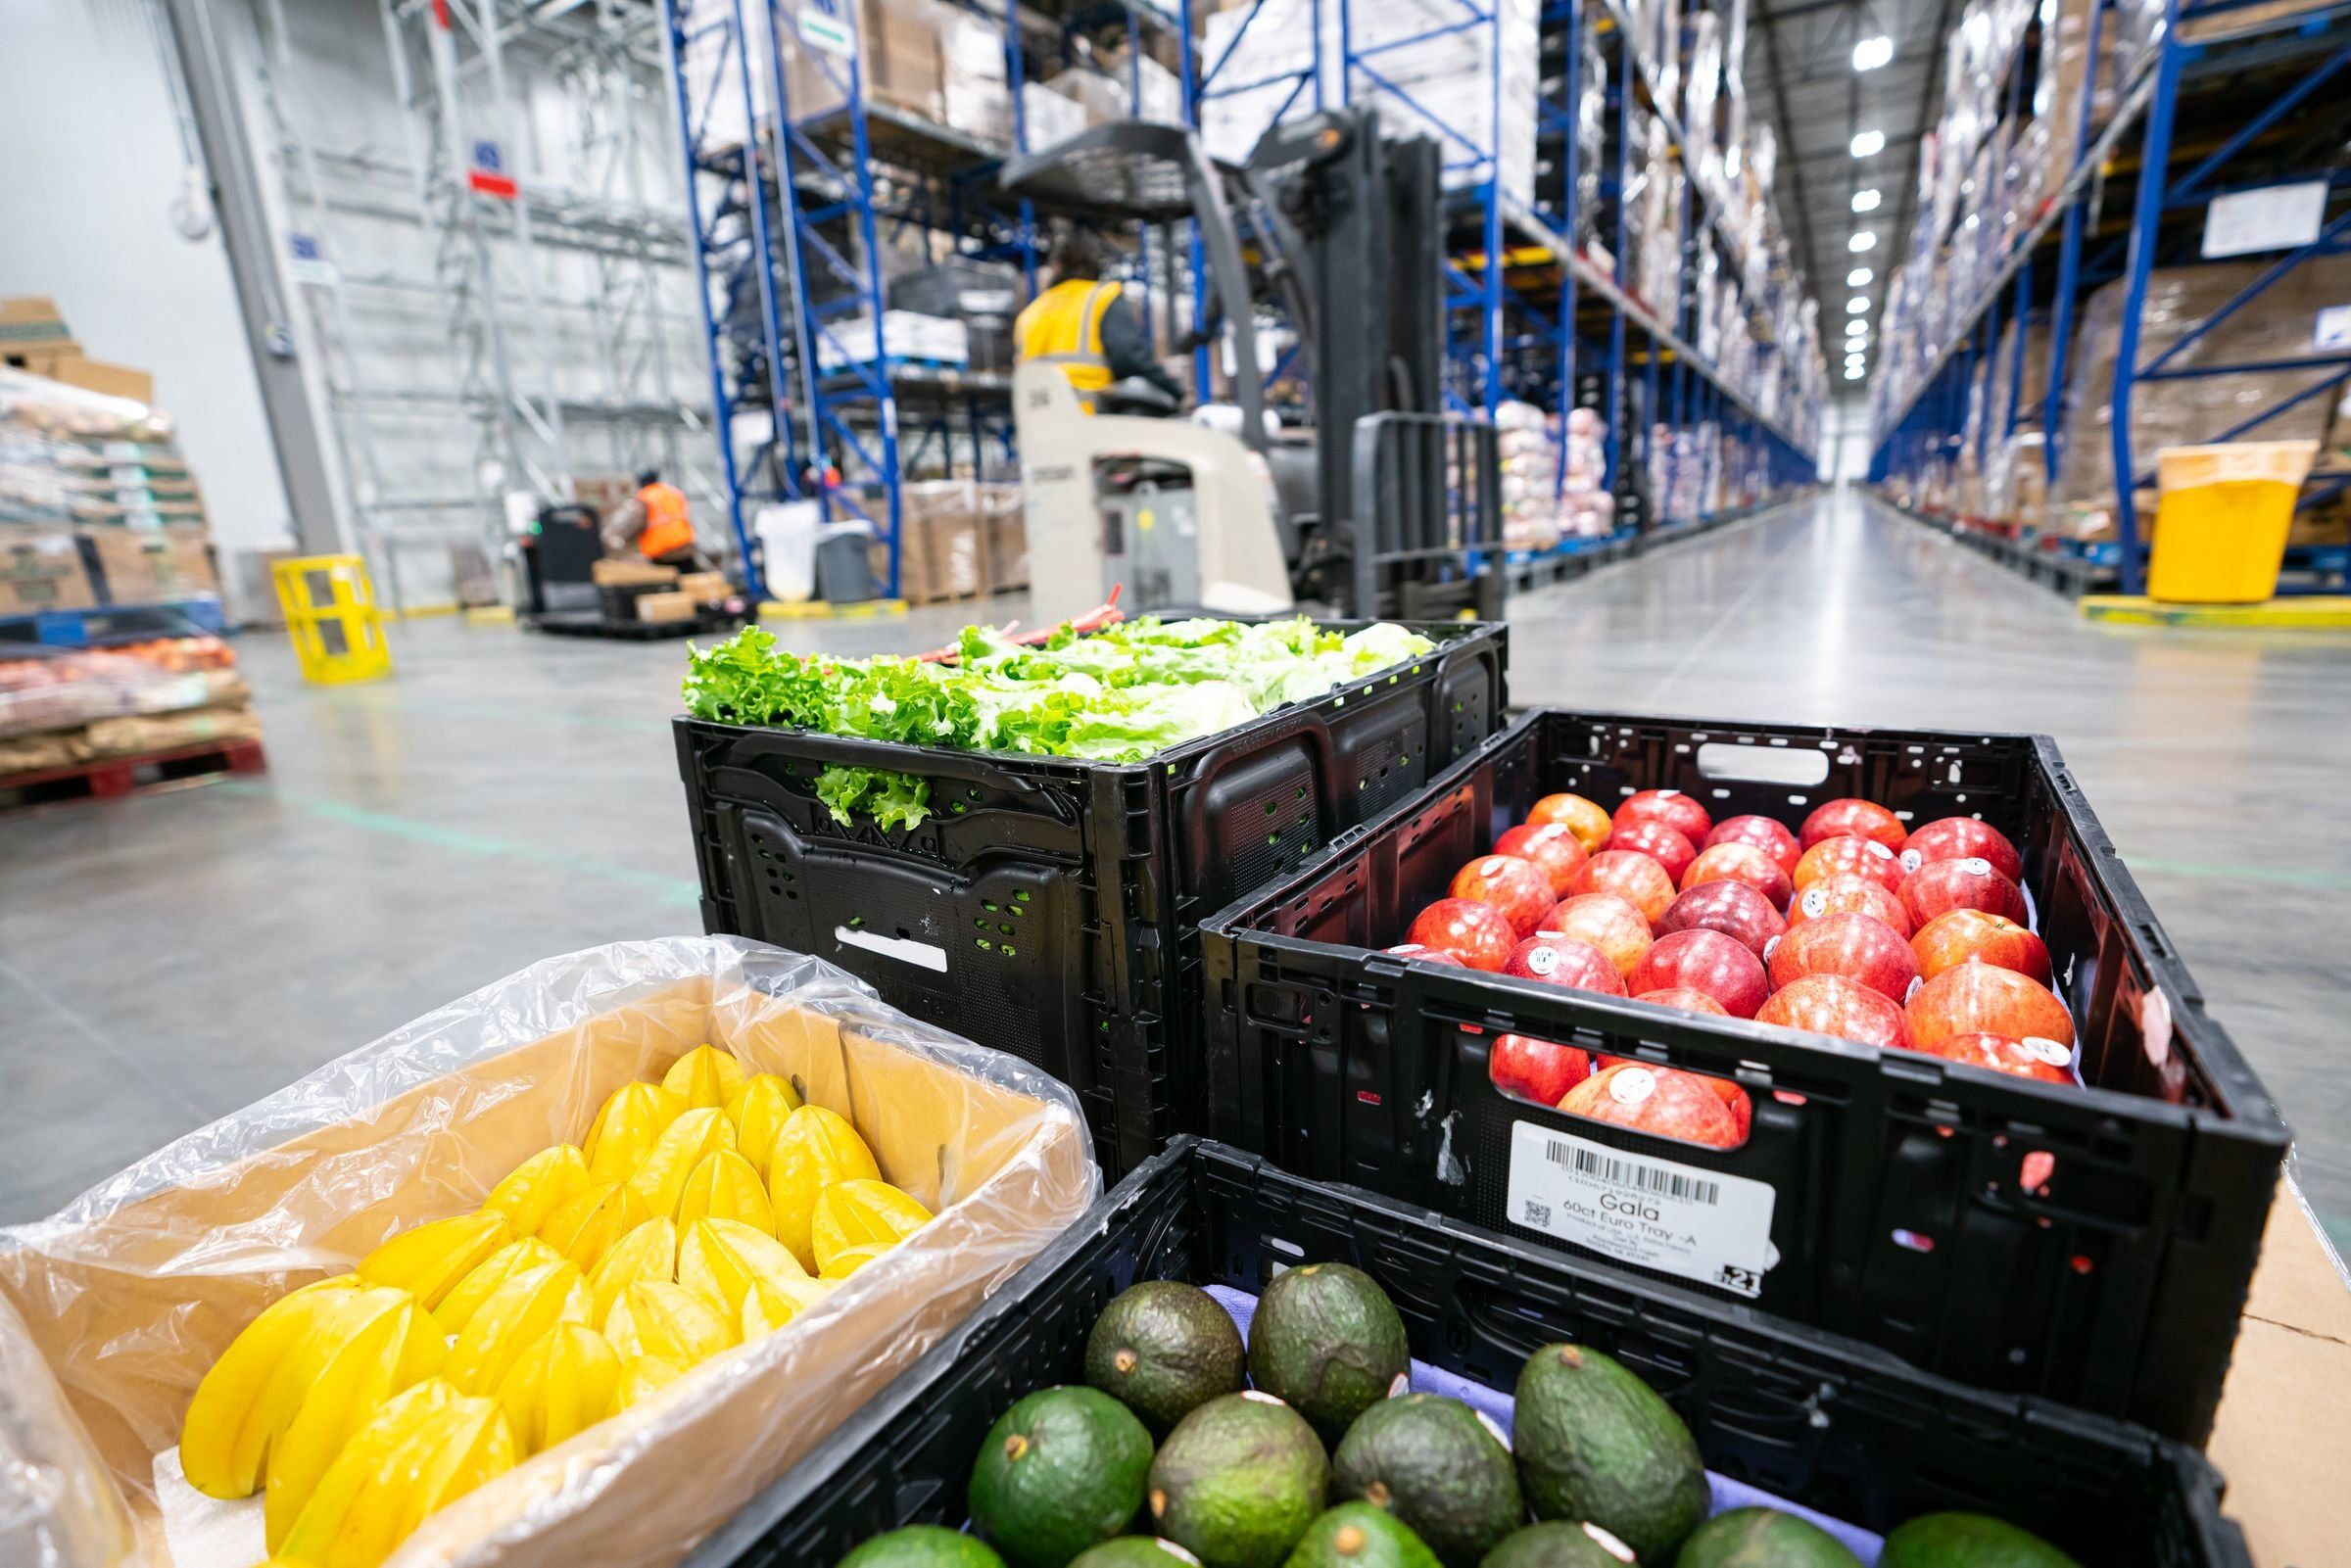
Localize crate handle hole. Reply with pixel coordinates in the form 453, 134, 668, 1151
836, 926, 947, 973
1696, 743, 1831, 785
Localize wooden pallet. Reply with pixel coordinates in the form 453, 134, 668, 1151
0, 736, 267, 812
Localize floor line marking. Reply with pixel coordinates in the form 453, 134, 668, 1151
2122, 856, 2351, 894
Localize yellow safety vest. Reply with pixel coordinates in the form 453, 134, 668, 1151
1016, 278, 1122, 410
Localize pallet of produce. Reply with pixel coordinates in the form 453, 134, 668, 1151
0, 936, 1096, 1568
694, 1137, 2247, 1568
675, 613, 1508, 1177
1199, 710, 2287, 1443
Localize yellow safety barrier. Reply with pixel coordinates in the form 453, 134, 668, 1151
2147, 441, 2318, 604
271, 554, 396, 684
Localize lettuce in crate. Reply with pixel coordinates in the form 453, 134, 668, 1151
683, 616, 1440, 828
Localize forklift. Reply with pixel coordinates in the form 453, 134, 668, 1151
1000, 110, 1506, 622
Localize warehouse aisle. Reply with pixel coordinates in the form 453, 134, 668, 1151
3, 488, 2347, 1246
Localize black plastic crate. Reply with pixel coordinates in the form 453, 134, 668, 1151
1199, 709, 2288, 1442
675, 619, 1506, 1177
688, 1137, 2248, 1568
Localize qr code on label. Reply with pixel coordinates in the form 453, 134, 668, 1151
1522, 1199, 1553, 1228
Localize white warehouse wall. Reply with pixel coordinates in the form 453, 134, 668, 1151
0, 0, 298, 617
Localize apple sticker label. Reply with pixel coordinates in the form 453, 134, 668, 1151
2141, 988, 2174, 1068
1799, 888, 1827, 920
1866, 840, 1894, 860
1655, 788, 1680, 798
2023, 1036, 2073, 1067
1962, 856, 1992, 877
1525, 945, 1560, 975
1608, 1067, 1657, 1105
1905, 975, 1923, 1003
1763, 934, 1781, 963
1480, 857, 1509, 878
1507, 1120, 1777, 1298
1898, 848, 1924, 874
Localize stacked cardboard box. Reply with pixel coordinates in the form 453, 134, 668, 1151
887, 480, 1025, 602
0, 298, 155, 405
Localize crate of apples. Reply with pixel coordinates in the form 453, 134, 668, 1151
1391, 789, 2078, 1153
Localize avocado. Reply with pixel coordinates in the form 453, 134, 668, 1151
1246, 1264, 1412, 1445
1148, 1390, 1330, 1568
1511, 1344, 1707, 1563
1088, 1281, 1248, 1434
1069, 1541, 1207, 1568
1280, 1502, 1443, 1568
840, 1525, 1009, 1568
969, 1386, 1155, 1568
1879, 1513, 2082, 1568
1330, 1395, 1521, 1568
1672, 1507, 1860, 1567
1476, 1522, 1637, 1567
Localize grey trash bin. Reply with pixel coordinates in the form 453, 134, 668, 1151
814, 519, 876, 603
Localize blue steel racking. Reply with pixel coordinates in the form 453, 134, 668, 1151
664, 0, 1825, 598
1868, 0, 2351, 597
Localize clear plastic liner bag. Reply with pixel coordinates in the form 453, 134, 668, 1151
0, 936, 1099, 1568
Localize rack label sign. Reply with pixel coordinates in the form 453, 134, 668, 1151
1505, 1120, 1776, 1298
2202, 180, 2326, 260
798, 11, 854, 56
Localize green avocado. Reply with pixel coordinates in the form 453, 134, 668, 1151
1879, 1513, 2082, 1568
1511, 1344, 1707, 1563
1475, 1521, 1638, 1567
1087, 1281, 1248, 1434
839, 1525, 1010, 1568
1069, 1540, 1208, 1568
1672, 1507, 1861, 1567
1330, 1395, 1522, 1568
1280, 1503, 1443, 1568
969, 1386, 1155, 1568
1147, 1391, 1330, 1568
1245, 1264, 1412, 1445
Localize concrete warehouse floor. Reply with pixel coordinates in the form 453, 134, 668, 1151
4, 491, 2349, 1252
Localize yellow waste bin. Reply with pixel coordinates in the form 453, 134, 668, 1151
2147, 441, 2318, 604
271, 553, 395, 684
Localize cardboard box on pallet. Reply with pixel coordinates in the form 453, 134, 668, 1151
0, 297, 78, 367
981, 483, 1026, 591
786, 0, 945, 123
890, 480, 994, 603
79, 523, 216, 604
0, 524, 99, 613
635, 590, 699, 624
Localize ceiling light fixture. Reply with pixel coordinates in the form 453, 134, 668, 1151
1853, 35, 1893, 71
1849, 232, 1878, 253
1851, 189, 1882, 213
1850, 129, 1886, 158
1846, 364, 1867, 378
1846, 323, 1869, 339
1847, 297, 1871, 313
1847, 267, 1874, 286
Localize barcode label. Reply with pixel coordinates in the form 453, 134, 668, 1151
1545, 1139, 1720, 1206
1507, 1121, 1777, 1298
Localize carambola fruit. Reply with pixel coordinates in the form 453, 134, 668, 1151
276, 1385, 516, 1568
433, 1237, 565, 1337
537, 1180, 649, 1272
766, 1106, 880, 1269
272, 1379, 461, 1566
661, 1044, 746, 1110
819, 1242, 893, 1281
616, 1354, 687, 1410
263, 1290, 448, 1548
481, 1145, 591, 1236
586, 1216, 679, 1325
676, 1216, 806, 1314
356, 1211, 514, 1310
494, 1322, 621, 1454
442, 1258, 593, 1395
628, 1108, 739, 1219
724, 1072, 801, 1160
582, 1081, 687, 1184
180, 1275, 367, 1498
740, 1274, 834, 1340
811, 1179, 932, 1272
674, 1150, 776, 1236
602, 1280, 735, 1368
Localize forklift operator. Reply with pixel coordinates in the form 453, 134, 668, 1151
601, 468, 699, 566
1014, 232, 1184, 412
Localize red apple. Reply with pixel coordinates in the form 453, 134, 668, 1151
1897, 857, 2029, 928
1489, 1034, 1593, 1104
1766, 912, 1921, 1003
1559, 1063, 1742, 1149
1494, 822, 1590, 896
1635, 987, 1730, 1017
1655, 879, 1786, 958
1908, 964, 2075, 1052
1604, 820, 1699, 882
1702, 1072, 1752, 1140
1504, 935, 1627, 996
1542, 894, 1655, 978
1755, 974, 1911, 1049
1527, 792, 1613, 853
1919, 1030, 2076, 1085
1786, 873, 1913, 937
1383, 942, 1470, 969
1449, 854, 1557, 937
1567, 851, 1678, 927
1704, 814, 1802, 876
1793, 834, 1905, 896
1902, 816, 2024, 883
1628, 928, 1769, 1019
1614, 788, 1713, 844
1406, 898, 1517, 971
1799, 797, 1908, 852
1679, 841, 1794, 909
1909, 909, 2052, 985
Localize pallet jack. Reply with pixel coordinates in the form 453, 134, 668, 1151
515, 504, 748, 640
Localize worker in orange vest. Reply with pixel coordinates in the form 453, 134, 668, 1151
1015, 231, 1184, 412
602, 468, 699, 566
